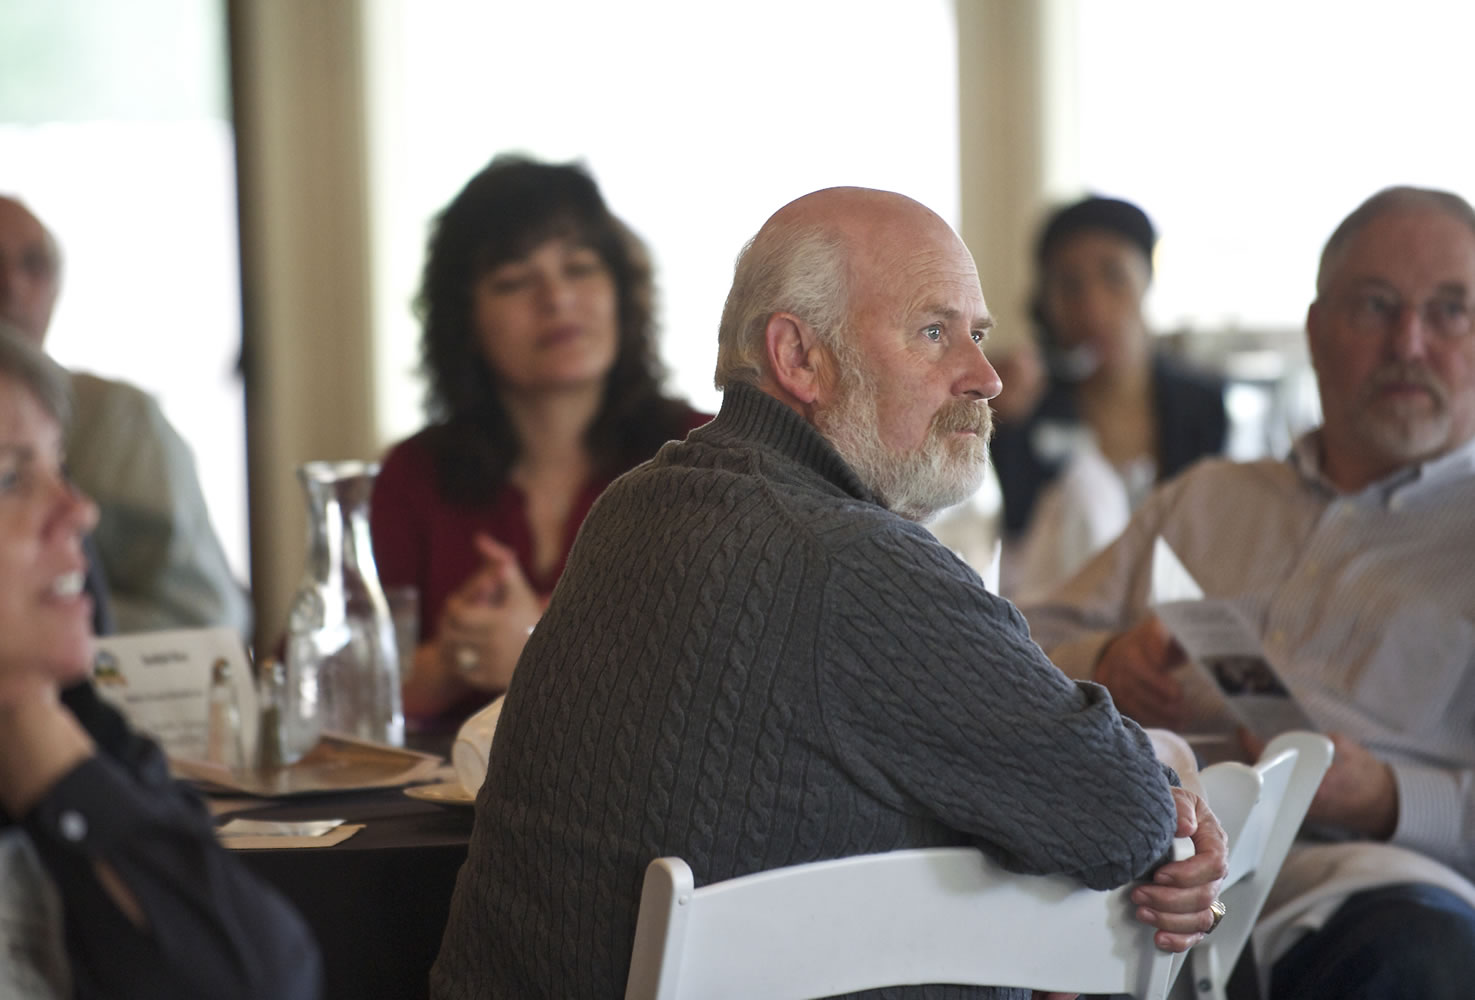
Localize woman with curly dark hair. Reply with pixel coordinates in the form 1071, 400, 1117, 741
371, 156, 707, 730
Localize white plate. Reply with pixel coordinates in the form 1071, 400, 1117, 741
404, 780, 476, 808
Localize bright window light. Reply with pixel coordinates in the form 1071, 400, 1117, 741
1071, 0, 1475, 335
366, 0, 959, 443
0, 0, 247, 582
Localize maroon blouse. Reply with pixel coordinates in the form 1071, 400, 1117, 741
370, 409, 710, 720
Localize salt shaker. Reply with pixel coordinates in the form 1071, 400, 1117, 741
206, 658, 246, 772
256, 657, 293, 770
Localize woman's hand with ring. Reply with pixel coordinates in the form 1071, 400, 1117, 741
454, 645, 480, 676
435, 534, 540, 694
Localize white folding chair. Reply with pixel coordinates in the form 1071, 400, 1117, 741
1184, 731, 1334, 1000
625, 839, 1195, 1000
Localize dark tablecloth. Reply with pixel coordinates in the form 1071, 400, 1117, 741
223, 786, 473, 1000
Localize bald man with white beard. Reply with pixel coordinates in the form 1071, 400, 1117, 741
430, 187, 1228, 1000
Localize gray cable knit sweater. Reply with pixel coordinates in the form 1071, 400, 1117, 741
430, 384, 1178, 1000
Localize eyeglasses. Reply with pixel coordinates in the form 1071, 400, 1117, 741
1338, 287, 1473, 340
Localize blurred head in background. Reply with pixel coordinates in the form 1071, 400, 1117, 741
1034, 195, 1155, 383
0, 197, 61, 346
1308, 185, 1475, 490
415, 155, 684, 501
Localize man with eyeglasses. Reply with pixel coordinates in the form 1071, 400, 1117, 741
1024, 186, 1475, 1000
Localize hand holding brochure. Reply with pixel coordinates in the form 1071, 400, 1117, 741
1149, 538, 1316, 753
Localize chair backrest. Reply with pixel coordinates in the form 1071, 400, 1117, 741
625, 839, 1195, 1000
1187, 731, 1334, 1000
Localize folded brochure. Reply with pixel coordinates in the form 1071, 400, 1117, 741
1149, 538, 1316, 752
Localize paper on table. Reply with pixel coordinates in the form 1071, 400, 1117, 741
218, 823, 364, 850
217, 818, 346, 838
1149, 538, 1316, 754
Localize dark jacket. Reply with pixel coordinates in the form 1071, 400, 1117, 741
1, 682, 322, 999
991, 355, 1228, 537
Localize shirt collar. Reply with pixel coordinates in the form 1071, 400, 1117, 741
1289, 429, 1475, 505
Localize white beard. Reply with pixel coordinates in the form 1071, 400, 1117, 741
1350, 362, 1456, 467
815, 361, 991, 522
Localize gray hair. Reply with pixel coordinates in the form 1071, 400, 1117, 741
714, 223, 855, 389
0, 321, 72, 429
1317, 186, 1475, 297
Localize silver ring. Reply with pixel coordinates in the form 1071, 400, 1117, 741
454, 646, 478, 675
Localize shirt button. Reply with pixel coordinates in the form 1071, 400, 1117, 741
59, 810, 88, 843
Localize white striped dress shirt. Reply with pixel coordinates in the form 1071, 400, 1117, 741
1023, 431, 1475, 880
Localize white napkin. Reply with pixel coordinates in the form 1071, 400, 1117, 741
452, 694, 506, 796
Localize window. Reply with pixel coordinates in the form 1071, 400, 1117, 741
365, 0, 959, 442
1069, 0, 1475, 333
0, 0, 247, 579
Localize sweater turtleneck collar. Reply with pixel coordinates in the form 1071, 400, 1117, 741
695, 383, 881, 507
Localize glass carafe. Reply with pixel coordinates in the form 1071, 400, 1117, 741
284, 461, 403, 757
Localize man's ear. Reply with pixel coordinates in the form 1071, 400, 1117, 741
1305, 300, 1326, 375
763, 312, 829, 405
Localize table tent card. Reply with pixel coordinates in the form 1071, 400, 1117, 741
92, 627, 258, 765
1149, 538, 1316, 760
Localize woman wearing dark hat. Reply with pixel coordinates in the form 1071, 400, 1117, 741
989, 195, 1228, 597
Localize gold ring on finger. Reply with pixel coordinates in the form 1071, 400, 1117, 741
1206, 898, 1227, 934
